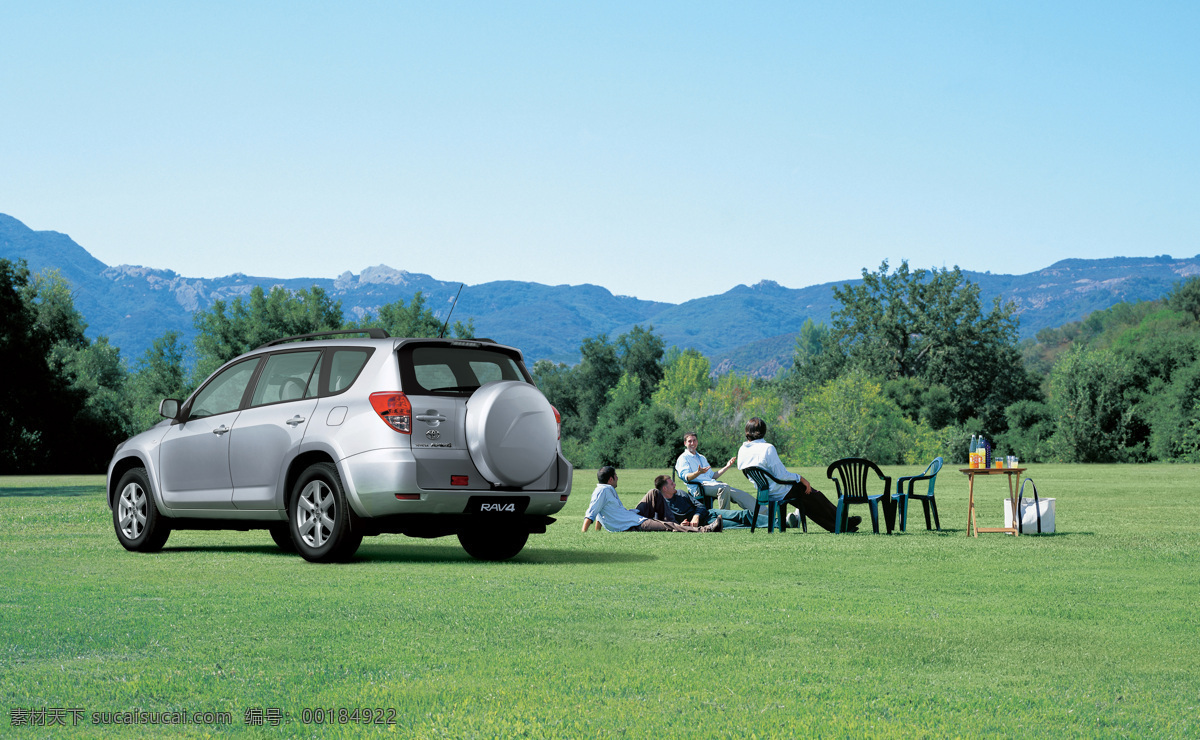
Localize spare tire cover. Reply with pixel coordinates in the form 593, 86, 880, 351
465, 381, 558, 487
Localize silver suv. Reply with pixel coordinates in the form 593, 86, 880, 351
105, 330, 572, 562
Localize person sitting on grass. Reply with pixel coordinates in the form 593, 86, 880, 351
637, 474, 767, 530
582, 466, 722, 533
675, 431, 756, 511
736, 416, 861, 533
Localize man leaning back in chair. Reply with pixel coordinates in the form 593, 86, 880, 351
736, 417, 861, 533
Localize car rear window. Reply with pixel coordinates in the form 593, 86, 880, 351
400, 344, 529, 396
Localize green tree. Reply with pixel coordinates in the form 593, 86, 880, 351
996, 400, 1055, 463
123, 331, 189, 434
0, 259, 59, 471
20, 269, 88, 349
192, 285, 343, 380
349, 291, 475, 340
1142, 361, 1200, 461
789, 371, 941, 466
830, 260, 1037, 430
587, 373, 681, 469
882, 377, 955, 429
651, 348, 712, 411
1048, 346, 1141, 462
1178, 400, 1200, 462
1167, 275, 1200, 322
616, 325, 665, 403
571, 335, 622, 440
782, 318, 843, 400
0, 262, 128, 472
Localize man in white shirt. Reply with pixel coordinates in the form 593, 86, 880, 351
675, 432, 755, 510
735, 417, 860, 533
582, 467, 722, 533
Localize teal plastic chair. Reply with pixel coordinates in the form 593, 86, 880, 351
826, 458, 892, 534
893, 457, 944, 532
740, 467, 805, 533
674, 467, 716, 510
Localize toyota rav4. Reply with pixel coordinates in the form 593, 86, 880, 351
106, 330, 572, 562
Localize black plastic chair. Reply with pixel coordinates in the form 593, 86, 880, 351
826, 458, 892, 534
893, 456, 943, 532
740, 467, 805, 533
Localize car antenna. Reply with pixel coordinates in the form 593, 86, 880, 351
439, 284, 464, 338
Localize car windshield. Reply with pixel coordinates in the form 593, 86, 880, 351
400, 344, 528, 396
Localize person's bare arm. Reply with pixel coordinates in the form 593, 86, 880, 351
582, 518, 594, 532
712, 457, 737, 480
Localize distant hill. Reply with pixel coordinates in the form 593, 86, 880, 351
3, 212, 1198, 374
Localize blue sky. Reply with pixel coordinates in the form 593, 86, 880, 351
2, 2, 1197, 302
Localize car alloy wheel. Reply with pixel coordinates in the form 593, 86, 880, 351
296, 479, 336, 548
289, 462, 361, 563
112, 466, 170, 552
118, 481, 148, 541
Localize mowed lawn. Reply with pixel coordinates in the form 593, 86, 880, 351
2, 465, 1198, 738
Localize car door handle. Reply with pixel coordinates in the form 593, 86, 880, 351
286, 415, 306, 427
212, 425, 230, 435
416, 414, 447, 423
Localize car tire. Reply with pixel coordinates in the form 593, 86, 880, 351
268, 523, 296, 553
113, 467, 171, 552
289, 462, 362, 563
457, 527, 529, 561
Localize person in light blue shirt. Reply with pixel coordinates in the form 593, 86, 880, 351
582, 467, 720, 533
675, 431, 756, 510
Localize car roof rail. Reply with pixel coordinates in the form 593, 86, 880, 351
257, 328, 391, 348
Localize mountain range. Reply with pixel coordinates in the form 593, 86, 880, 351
3, 212, 1199, 375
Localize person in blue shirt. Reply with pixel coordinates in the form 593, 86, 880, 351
675, 431, 756, 510
582, 467, 722, 533
638, 474, 770, 529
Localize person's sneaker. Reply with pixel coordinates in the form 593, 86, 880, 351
786, 512, 801, 529
703, 515, 723, 533
847, 515, 862, 532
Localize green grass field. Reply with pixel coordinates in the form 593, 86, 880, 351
2, 465, 1198, 738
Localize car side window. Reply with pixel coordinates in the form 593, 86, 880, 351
250, 351, 322, 407
189, 359, 261, 419
325, 349, 371, 395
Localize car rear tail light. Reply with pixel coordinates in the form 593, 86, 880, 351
395, 493, 420, 500
370, 392, 411, 433
551, 405, 561, 440
451, 475, 469, 486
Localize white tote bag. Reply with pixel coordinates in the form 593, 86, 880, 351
1003, 478, 1055, 534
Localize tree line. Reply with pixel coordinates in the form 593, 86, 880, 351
4, 256, 1199, 474
536, 260, 1200, 470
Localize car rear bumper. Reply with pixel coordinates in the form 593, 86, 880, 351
340, 448, 572, 518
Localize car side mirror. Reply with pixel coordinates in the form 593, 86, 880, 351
159, 399, 181, 420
